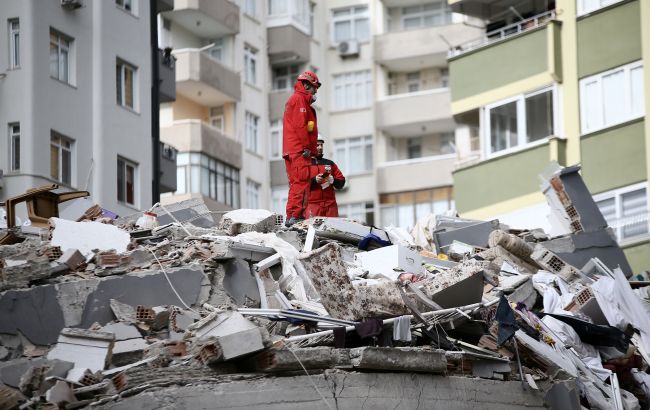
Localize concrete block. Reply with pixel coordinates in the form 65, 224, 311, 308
0, 359, 73, 389
100, 323, 141, 340
47, 329, 115, 373
0, 285, 65, 345
80, 267, 204, 328
50, 218, 130, 257
223, 259, 260, 307
349, 347, 447, 373
354, 245, 423, 281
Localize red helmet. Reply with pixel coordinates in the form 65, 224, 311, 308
297, 70, 321, 88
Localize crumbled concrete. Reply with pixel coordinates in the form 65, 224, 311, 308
55, 278, 100, 327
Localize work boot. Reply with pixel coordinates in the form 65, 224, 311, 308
285, 216, 304, 228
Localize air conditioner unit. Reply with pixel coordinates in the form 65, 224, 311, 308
338, 40, 360, 57
61, 0, 82, 10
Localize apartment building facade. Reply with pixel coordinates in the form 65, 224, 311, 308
0, 0, 166, 220
448, 0, 650, 273
266, 0, 481, 227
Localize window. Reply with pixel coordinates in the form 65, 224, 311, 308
207, 38, 224, 63
580, 61, 644, 134
334, 136, 373, 175
268, 0, 310, 30
210, 107, 224, 131
595, 183, 649, 243
244, 0, 256, 17
116, 59, 137, 110
116, 0, 135, 14
270, 120, 283, 160
332, 70, 372, 110
246, 179, 261, 208
175, 152, 240, 208
401, 2, 451, 30
272, 187, 289, 216
50, 29, 72, 84
244, 45, 257, 85
9, 123, 19, 171
272, 64, 301, 91
577, 0, 625, 16
50, 131, 73, 185
380, 187, 453, 230
245, 112, 260, 154
9, 19, 19, 69
117, 157, 137, 206
339, 202, 374, 225
440, 67, 449, 87
407, 72, 420, 93
407, 137, 422, 159
485, 87, 555, 155
331, 5, 369, 43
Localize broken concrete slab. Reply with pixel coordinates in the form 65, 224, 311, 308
45, 380, 76, 405
219, 209, 276, 235
0, 358, 73, 389
99, 323, 141, 340
57, 248, 85, 270
50, 218, 130, 257
222, 259, 260, 307
434, 219, 499, 252
55, 278, 100, 328
80, 267, 204, 328
0, 285, 65, 345
354, 245, 423, 281
47, 329, 115, 373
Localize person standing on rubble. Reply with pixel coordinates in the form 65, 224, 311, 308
282, 71, 321, 227
304, 137, 345, 218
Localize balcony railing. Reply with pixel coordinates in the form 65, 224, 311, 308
449, 10, 556, 57
378, 153, 457, 168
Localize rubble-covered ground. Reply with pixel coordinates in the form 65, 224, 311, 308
1, 162, 650, 410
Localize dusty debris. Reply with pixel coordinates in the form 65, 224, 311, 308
1, 166, 649, 410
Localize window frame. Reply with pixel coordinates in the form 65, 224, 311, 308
50, 131, 74, 185
9, 123, 20, 171
272, 64, 302, 91
246, 179, 261, 208
400, 1, 452, 30
593, 182, 650, 245
577, 0, 625, 16
49, 28, 73, 84
333, 135, 373, 176
268, 0, 311, 33
116, 58, 138, 111
330, 5, 370, 44
244, 0, 257, 17
331, 70, 372, 111
117, 156, 138, 207
9, 18, 19, 69
483, 85, 557, 157
116, 0, 137, 15
579, 60, 644, 135
175, 152, 240, 208
243, 45, 258, 85
338, 202, 374, 225
269, 120, 283, 160
245, 111, 260, 154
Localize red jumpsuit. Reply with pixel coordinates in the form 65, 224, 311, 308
283, 81, 319, 220
304, 156, 346, 218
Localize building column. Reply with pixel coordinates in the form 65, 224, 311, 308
558, 0, 581, 166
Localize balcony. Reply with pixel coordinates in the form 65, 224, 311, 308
268, 25, 311, 65
375, 89, 454, 137
374, 23, 483, 71
160, 120, 242, 169
163, 0, 239, 38
269, 90, 292, 121
159, 142, 177, 193
377, 155, 456, 194
449, 0, 551, 21
449, 16, 561, 111
158, 48, 176, 103
173, 48, 241, 106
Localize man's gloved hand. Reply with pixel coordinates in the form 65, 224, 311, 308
302, 148, 311, 158
315, 174, 324, 184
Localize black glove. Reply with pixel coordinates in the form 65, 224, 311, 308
302, 149, 311, 158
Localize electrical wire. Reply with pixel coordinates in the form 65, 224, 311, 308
147, 246, 199, 314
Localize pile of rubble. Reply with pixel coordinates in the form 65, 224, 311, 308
1, 163, 650, 409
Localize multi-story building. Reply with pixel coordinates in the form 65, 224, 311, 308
447, 0, 650, 272
270, 0, 482, 227
0, 0, 173, 220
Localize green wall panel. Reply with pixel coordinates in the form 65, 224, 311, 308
581, 120, 646, 194
624, 241, 650, 275
577, 0, 641, 78
453, 144, 550, 213
450, 28, 548, 101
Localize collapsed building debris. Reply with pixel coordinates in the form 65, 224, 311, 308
0, 165, 649, 409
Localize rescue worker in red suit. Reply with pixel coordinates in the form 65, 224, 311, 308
283, 71, 320, 227
304, 138, 346, 218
